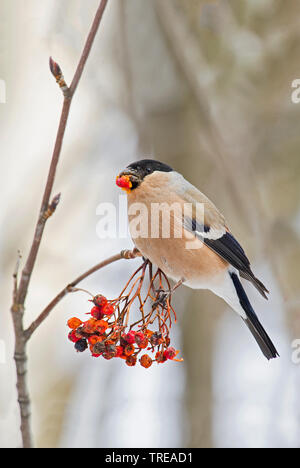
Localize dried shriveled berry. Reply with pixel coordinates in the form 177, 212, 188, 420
74, 327, 87, 339
124, 344, 135, 356
123, 331, 136, 344
67, 317, 82, 329
126, 355, 137, 366
93, 295, 107, 308
92, 341, 106, 355
163, 347, 176, 360
75, 339, 88, 352
134, 331, 145, 346
137, 337, 149, 349
102, 304, 114, 316
95, 320, 109, 334
120, 335, 128, 348
82, 319, 97, 334
155, 351, 167, 363
102, 351, 115, 360
88, 335, 102, 346
106, 343, 117, 356
115, 346, 124, 358
139, 354, 152, 368
150, 332, 163, 346
68, 330, 80, 343
90, 306, 103, 320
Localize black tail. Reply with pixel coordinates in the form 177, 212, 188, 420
230, 272, 279, 360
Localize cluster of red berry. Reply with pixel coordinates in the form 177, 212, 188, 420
67, 294, 182, 368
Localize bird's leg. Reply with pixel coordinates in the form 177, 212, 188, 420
154, 278, 185, 308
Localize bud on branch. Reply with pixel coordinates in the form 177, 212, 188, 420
49, 57, 70, 98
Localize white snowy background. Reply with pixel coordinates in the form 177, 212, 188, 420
1, 0, 299, 448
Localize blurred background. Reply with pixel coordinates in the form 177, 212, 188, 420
1, 0, 300, 448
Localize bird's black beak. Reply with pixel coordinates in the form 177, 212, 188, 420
116, 168, 141, 192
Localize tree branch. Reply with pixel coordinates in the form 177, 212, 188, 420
16, 0, 108, 309
25, 249, 141, 340
10, 0, 109, 448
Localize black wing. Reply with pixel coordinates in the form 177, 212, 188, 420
184, 217, 269, 299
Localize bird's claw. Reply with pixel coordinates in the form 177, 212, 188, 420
153, 290, 170, 308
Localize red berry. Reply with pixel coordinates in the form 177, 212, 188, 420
124, 344, 135, 356
68, 330, 80, 343
88, 335, 102, 345
163, 347, 177, 360
102, 303, 114, 316
90, 306, 103, 320
155, 351, 167, 363
140, 354, 152, 368
123, 331, 136, 344
134, 331, 145, 346
82, 319, 97, 334
95, 320, 109, 334
126, 355, 137, 366
102, 351, 115, 360
67, 317, 82, 329
137, 337, 148, 349
116, 175, 132, 192
93, 295, 107, 308
115, 346, 124, 358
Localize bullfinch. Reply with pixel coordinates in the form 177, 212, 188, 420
116, 159, 279, 360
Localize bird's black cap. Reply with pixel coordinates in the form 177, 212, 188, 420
126, 159, 173, 180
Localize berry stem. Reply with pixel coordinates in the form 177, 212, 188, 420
24, 249, 141, 340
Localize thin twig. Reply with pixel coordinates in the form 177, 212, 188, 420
16, 0, 108, 309
13, 251, 22, 303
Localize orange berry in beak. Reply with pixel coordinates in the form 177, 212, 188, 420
116, 175, 132, 193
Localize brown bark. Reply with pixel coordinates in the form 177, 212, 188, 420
10, 0, 109, 447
